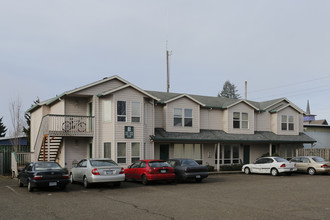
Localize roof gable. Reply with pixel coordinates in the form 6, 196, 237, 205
164, 94, 205, 106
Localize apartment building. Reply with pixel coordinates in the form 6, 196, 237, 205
28, 76, 315, 170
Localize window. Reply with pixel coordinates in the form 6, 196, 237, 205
174, 108, 182, 126
215, 144, 240, 165
173, 144, 202, 163
131, 143, 140, 163
242, 113, 249, 129
233, 112, 240, 128
184, 109, 193, 127
174, 108, 193, 127
131, 102, 140, 123
233, 112, 248, 129
288, 116, 294, 131
281, 115, 294, 131
117, 101, 126, 122
103, 100, 111, 122
117, 143, 126, 163
104, 142, 111, 158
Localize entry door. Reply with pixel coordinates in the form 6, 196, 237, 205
243, 145, 250, 164
160, 145, 169, 160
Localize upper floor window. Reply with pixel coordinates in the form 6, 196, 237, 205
281, 115, 294, 131
233, 112, 248, 129
174, 108, 193, 127
131, 102, 141, 123
131, 142, 140, 163
117, 101, 126, 122
103, 100, 111, 122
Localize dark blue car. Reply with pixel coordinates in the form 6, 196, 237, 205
18, 162, 70, 192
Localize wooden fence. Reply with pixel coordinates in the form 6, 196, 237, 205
296, 148, 330, 161
0, 145, 30, 175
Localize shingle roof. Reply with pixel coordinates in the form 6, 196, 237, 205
151, 128, 316, 144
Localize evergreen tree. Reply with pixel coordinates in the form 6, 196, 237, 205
23, 97, 40, 146
0, 116, 7, 137
218, 80, 241, 99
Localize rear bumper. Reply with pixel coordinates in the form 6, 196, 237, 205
30, 179, 70, 188
278, 167, 297, 173
89, 174, 125, 183
181, 172, 209, 180
314, 167, 330, 173
146, 173, 175, 181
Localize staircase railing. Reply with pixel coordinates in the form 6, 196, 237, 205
11, 152, 32, 178
33, 114, 94, 161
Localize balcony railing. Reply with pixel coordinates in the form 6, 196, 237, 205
47, 114, 94, 136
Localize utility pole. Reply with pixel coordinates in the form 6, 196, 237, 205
166, 41, 172, 93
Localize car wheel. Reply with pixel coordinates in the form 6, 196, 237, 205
244, 167, 250, 175
142, 175, 149, 185
70, 173, 75, 184
308, 168, 316, 175
83, 176, 89, 188
271, 168, 278, 176
27, 181, 33, 192
18, 178, 23, 187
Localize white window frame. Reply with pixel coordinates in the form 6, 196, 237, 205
281, 115, 294, 131
117, 101, 126, 122
117, 142, 127, 164
104, 142, 111, 158
131, 102, 141, 123
131, 142, 140, 163
184, 109, 193, 127
103, 100, 111, 122
174, 108, 183, 127
233, 112, 248, 129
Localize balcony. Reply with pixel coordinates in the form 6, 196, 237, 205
44, 114, 94, 137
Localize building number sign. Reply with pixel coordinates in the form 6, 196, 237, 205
125, 126, 134, 139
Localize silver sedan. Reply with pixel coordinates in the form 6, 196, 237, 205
70, 158, 125, 188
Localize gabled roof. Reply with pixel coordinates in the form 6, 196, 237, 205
163, 94, 206, 106
269, 103, 304, 114
97, 84, 160, 101
226, 100, 259, 110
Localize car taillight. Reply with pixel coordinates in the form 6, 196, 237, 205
91, 168, 100, 175
62, 174, 69, 179
119, 167, 124, 174
280, 164, 286, 168
321, 164, 328, 168
33, 175, 43, 180
149, 168, 155, 174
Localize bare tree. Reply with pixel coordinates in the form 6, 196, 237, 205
9, 96, 25, 152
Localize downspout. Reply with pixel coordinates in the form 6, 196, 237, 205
269, 143, 272, 156
217, 143, 220, 172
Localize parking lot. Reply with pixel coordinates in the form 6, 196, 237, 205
1, 173, 330, 220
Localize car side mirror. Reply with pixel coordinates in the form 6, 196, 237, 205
73, 164, 78, 168
128, 165, 132, 168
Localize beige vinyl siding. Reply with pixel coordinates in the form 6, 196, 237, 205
276, 107, 299, 135
73, 79, 126, 96
143, 100, 154, 159
49, 100, 65, 115
200, 108, 223, 130
227, 103, 254, 134
65, 138, 89, 171
154, 105, 164, 128
65, 97, 89, 116
30, 108, 44, 152
113, 87, 145, 164
255, 111, 271, 131
165, 98, 200, 133
100, 95, 115, 158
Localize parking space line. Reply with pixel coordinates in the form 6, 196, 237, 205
5, 186, 20, 196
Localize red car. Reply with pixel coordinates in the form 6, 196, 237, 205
124, 160, 175, 185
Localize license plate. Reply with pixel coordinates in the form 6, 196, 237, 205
49, 182, 57, 186
160, 170, 166, 173
105, 170, 114, 175
196, 175, 201, 178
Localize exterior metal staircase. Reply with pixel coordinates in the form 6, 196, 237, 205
38, 135, 62, 162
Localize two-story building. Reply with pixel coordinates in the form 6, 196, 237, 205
27, 75, 315, 170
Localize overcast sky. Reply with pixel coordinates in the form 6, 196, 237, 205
1, 0, 330, 136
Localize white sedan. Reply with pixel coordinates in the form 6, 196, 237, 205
242, 157, 297, 176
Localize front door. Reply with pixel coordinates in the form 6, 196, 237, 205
243, 145, 250, 164
160, 145, 169, 160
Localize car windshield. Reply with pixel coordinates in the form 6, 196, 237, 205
35, 162, 62, 171
148, 161, 171, 168
90, 160, 117, 167
312, 157, 326, 162
274, 157, 288, 162
181, 159, 199, 167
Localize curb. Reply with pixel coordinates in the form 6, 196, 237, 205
209, 171, 242, 175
